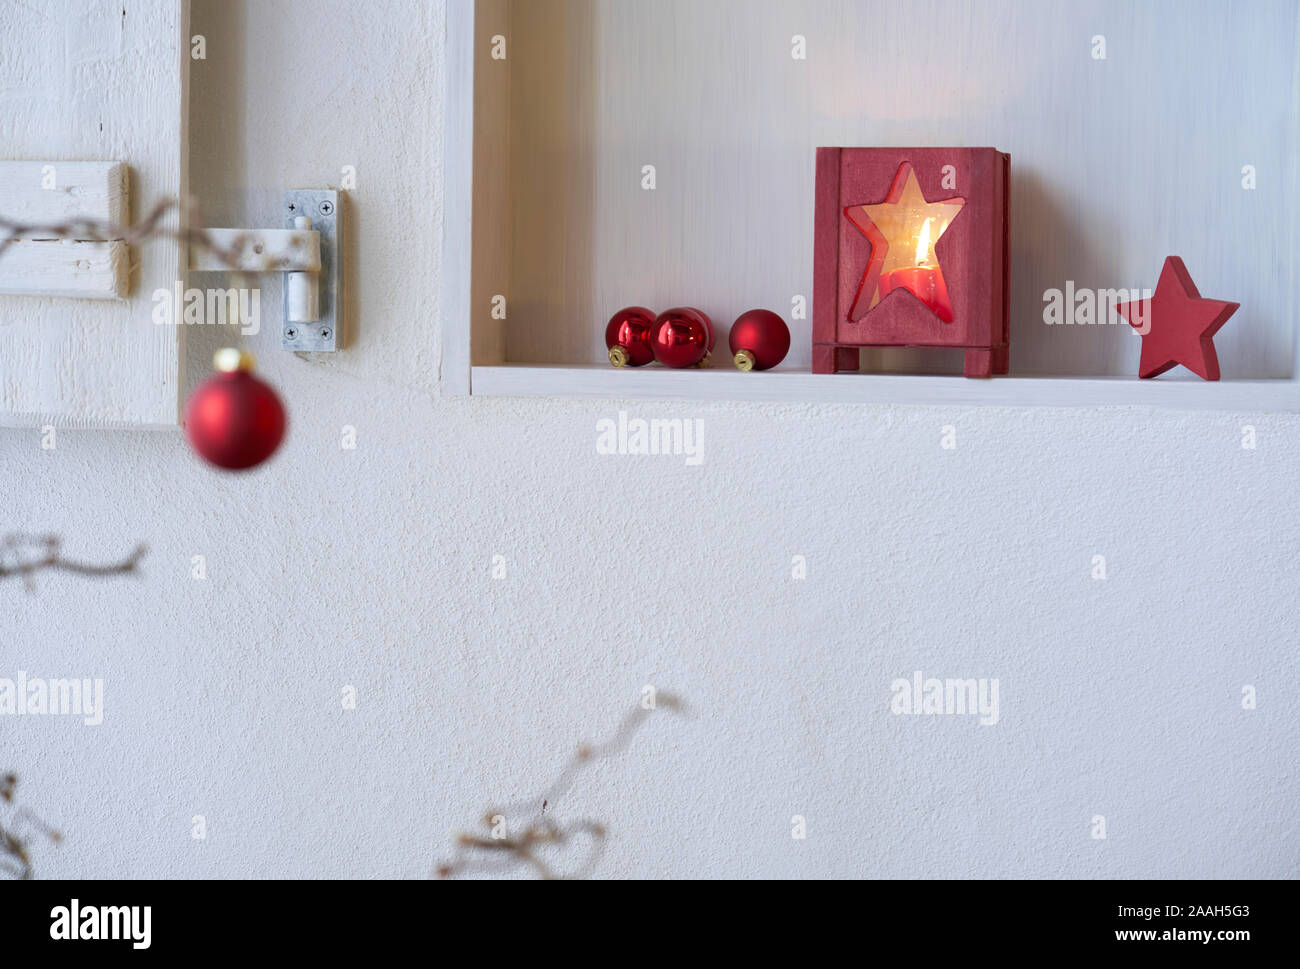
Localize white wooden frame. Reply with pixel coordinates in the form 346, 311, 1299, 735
442, 0, 1300, 412
0, 0, 190, 428
442, 0, 476, 395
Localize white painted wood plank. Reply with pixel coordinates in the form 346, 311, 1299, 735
0, 161, 126, 231
0, 159, 129, 299
0, 240, 128, 299
1290, 6, 1300, 382
440, 0, 479, 393
0, 0, 188, 428
472, 365, 1300, 413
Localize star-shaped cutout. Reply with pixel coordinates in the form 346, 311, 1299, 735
1116, 256, 1240, 380
844, 162, 965, 322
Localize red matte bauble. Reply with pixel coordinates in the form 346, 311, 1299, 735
729, 309, 791, 371
651, 307, 712, 368
184, 368, 286, 471
605, 306, 656, 367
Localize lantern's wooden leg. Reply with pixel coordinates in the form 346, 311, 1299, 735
963, 348, 994, 378
814, 345, 859, 373
991, 344, 1009, 375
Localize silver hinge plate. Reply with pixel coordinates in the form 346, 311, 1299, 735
282, 189, 342, 351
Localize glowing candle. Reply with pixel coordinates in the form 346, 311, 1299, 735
879, 218, 944, 315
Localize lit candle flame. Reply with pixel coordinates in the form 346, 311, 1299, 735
915, 218, 933, 267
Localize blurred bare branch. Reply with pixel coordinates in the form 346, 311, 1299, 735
437, 693, 685, 880
1, 197, 297, 274
1, 775, 60, 880
0, 535, 146, 592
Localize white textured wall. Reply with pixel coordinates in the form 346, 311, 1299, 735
2, 0, 1297, 879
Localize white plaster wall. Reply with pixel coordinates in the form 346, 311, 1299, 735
1, 0, 1296, 879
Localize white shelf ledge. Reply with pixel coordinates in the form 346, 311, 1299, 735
470, 366, 1300, 412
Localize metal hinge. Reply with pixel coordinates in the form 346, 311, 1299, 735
188, 189, 344, 352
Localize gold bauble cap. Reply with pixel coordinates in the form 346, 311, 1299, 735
609, 345, 630, 368
734, 349, 756, 371
214, 348, 255, 373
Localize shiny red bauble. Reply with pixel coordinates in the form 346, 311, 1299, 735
651, 307, 713, 368
605, 306, 656, 367
184, 349, 286, 471
729, 309, 791, 371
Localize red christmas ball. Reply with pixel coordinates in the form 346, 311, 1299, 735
605, 306, 656, 367
652, 307, 712, 368
729, 309, 790, 371
184, 349, 286, 471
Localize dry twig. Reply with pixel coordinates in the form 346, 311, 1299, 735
0, 775, 61, 880
1, 197, 303, 275
437, 693, 685, 880
0, 534, 146, 591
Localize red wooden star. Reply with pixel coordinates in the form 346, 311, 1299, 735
1116, 256, 1240, 380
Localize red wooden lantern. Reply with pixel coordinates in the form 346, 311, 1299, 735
813, 147, 1010, 378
